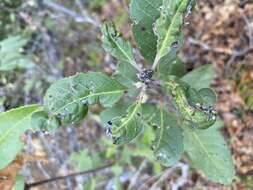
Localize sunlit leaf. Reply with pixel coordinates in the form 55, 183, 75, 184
0, 105, 41, 169
12, 175, 25, 190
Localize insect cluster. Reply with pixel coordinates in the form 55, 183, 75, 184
193, 103, 217, 121
137, 69, 154, 85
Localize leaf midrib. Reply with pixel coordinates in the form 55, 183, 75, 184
156, 0, 188, 59
53, 90, 125, 114
112, 36, 137, 69
156, 107, 164, 151
114, 102, 141, 133
192, 131, 222, 176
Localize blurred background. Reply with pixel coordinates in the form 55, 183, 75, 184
0, 0, 253, 189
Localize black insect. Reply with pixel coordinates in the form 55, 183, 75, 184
171, 41, 179, 49
193, 103, 217, 121
137, 69, 154, 84
105, 121, 113, 138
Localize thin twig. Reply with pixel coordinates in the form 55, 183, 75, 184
188, 37, 233, 55
226, 46, 253, 67
149, 162, 189, 190
242, 13, 253, 47
74, 0, 101, 27
25, 162, 115, 189
138, 173, 162, 190
171, 163, 189, 190
127, 158, 148, 190
41, 0, 100, 27
150, 167, 174, 190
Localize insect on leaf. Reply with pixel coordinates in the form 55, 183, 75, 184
107, 102, 143, 145
102, 23, 138, 84
44, 72, 127, 125
165, 76, 217, 129
31, 111, 60, 133
154, 0, 196, 66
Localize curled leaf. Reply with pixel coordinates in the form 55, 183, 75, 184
154, 0, 196, 65
44, 72, 127, 125
31, 111, 60, 132
165, 76, 216, 129
108, 103, 143, 145
199, 88, 217, 105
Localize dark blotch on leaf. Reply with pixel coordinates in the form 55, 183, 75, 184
171, 41, 179, 49
141, 26, 146, 31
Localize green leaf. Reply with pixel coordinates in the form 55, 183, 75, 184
69, 150, 93, 171
31, 111, 60, 132
185, 87, 204, 106
158, 57, 186, 79
83, 178, 96, 190
130, 0, 162, 62
0, 36, 35, 71
184, 127, 235, 185
101, 23, 138, 83
181, 64, 215, 90
199, 88, 217, 106
12, 175, 25, 190
102, 23, 135, 65
44, 72, 126, 125
0, 104, 41, 169
113, 61, 138, 87
100, 104, 128, 126
165, 77, 217, 129
145, 105, 183, 167
108, 102, 143, 145
154, 0, 196, 64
